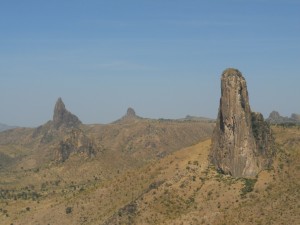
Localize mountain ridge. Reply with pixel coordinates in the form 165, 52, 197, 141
266, 111, 300, 124
0, 123, 17, 132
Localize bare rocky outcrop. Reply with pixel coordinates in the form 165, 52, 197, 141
52, 98, 96, 161
126, 107, 136, 118
267, 111, 282, 123
31, 98, 93, 161
291, 113, 300, 122
251, 112, 275, 167
113, 107, 141, 123
267, 111, 292, 124
56, 128, 96, 162
210, 68, 275, 178
53, 98, 81, 129
266, 111, 300, 124
32, 98, 82, 140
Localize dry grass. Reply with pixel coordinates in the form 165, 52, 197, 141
0, 125, 299, 224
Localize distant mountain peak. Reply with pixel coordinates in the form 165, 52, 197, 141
121, 107, 139, 121
266, 111, 299, 124
126, 107, 136, 117
53, 97, 81, 129
113, 107, 141, 124
291, 113, 300, 121
268, 111, 282, 120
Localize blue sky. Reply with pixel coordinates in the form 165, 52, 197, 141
0, 0, 299, 127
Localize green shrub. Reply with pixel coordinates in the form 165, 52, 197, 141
241, 178, 257, 197
66, 207, 72, 214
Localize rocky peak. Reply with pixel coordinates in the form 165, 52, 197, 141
210, 68, 274, 178
291, 113, 300, 121
126, 107, 136, 117
122, 107, 139, 121
222, 68, 243, 79
266, 111, 285, 124
53, 98, 81, 129
266, 111, 297, 124
268, 111, 281, 120
113, 107, 141, 124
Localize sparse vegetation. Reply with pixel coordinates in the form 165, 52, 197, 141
240, 178, 257, 197
0, 125, 299, 224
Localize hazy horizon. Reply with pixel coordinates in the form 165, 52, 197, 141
1, 0, 299, 127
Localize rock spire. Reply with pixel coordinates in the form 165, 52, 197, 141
210, 68, 274, 178
53, 98, 81, 129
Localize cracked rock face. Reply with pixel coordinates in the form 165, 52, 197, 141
210, 68, 274, 178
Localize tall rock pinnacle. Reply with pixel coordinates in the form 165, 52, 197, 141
53, 98, 82, 129
210, 68, 274, 178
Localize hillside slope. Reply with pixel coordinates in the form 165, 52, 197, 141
0, 126, 299, 225
103, 126, 299, 225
